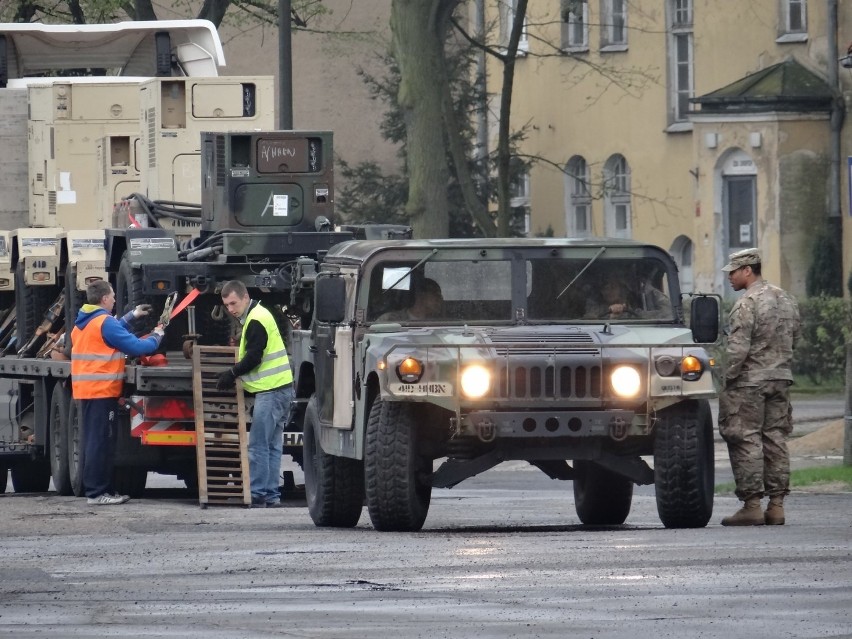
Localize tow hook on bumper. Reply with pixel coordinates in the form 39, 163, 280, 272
475, 418, 496, 443
609, 416, 630, 441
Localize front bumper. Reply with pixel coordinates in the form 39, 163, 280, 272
458, 409, 640, 442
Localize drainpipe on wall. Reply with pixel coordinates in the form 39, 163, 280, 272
278, 0, 293, 129
828, 0, 843, 222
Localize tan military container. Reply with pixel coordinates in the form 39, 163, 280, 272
0, 231, 12, 293
27, 80, 142, 229
138, 76, 275, 204
97, 134, 141, 220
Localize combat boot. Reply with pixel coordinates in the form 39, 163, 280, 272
721, 497, 765, 526
764, 496, 785, 525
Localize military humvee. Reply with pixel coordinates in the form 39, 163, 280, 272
291, 238, 720, 532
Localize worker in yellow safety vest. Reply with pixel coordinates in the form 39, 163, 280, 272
218, 280, 293, 508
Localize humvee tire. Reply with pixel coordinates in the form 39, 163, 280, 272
304, 397, 364, 527
654, 399, 714, 528
364, 399, 432, 532
573, 460, 633, 525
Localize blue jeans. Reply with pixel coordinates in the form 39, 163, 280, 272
249, 385, 293, 503
81, 397, 118, 498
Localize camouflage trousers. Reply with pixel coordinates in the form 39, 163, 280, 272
718, 380, 793, 501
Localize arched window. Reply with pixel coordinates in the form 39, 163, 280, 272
564, 156, 591, 237
670, 235, 694, 293
603, 154, 631, 238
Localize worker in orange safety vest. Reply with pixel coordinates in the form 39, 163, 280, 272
70, 280, 164, 506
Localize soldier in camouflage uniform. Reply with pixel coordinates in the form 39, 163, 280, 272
718, 248, 801, 526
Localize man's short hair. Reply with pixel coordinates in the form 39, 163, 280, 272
221, 280, 249, 299
417, 278, 442, 298
86, 279, 112, 305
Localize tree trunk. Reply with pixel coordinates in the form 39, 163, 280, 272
391, 0, 451, 239
496, 0, 527, 237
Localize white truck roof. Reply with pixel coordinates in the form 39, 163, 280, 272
0, 20, 225, 79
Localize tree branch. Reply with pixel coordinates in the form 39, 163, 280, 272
450, 15, 506, 64
66, 0, 85, 24
134, 0, 157, 20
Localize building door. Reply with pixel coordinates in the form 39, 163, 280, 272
724, 175, 756, 255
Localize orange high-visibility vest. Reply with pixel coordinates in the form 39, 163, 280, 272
71, 314, 125, 399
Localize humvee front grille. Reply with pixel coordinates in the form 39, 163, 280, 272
489, 363, 602, 400
485, 332, 602, 400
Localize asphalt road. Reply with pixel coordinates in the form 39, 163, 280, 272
1, 464, 850, 639
1, 393, 849, 637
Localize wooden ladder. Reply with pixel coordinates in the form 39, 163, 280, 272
192, 345, 251, 507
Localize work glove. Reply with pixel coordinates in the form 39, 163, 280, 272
133, 303, 154, 319
217, 369, 236, 391
150, 324, 165, 346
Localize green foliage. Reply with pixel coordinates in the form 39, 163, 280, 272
806, 224, 843, 297
792, 296, 852, 385
337, 160, 408, 226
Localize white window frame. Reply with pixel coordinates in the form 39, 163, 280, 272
561, 0, 589, 52
600, 0, 628, 51
603, 154, 631, 238
667, 0, 694, 126
778, 0, 808, 42
565, 156, 592, 237
501, 0, 529, 55
510, 162, 531, 236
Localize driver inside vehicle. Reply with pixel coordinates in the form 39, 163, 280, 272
376, 278, 444, 322
584, 274, 671, 320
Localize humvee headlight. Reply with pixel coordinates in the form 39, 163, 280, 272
654, 355, 678, 377
681, 355, 703, 381
460, 364, 491, 398
611, 366, 641, 398
396, 357, 424, 383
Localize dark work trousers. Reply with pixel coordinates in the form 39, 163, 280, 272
81, 397, 118, 499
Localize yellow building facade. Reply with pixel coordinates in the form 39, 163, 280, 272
491, 0, 852, 298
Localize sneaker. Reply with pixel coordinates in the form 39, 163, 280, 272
87, 493, 128, 506
265, 501, 284, 508
111, 493, 131, 504
250, 496, 266, 508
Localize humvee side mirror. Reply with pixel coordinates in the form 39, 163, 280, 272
690, 295, 720, 343
315, 276, 346, 324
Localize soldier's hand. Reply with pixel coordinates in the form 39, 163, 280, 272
133, 303, 154, 318
217, 369, 236, 391
152, 324, 165, 338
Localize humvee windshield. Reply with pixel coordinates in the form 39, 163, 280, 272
366, 254, 676, 324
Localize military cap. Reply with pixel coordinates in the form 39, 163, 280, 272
721, 247, 761, 272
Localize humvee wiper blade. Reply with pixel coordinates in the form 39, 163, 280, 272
556, 246, 606, 300
385, 248, 439, 292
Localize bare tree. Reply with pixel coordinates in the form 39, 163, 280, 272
1, 0, 324, 28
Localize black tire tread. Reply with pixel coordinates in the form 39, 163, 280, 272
654, 399, 714, 529
304, 397, 364, 527
67, 399, 85, 497
573, 460, 633, 525
49, 382, 73, 495
364, 400, 431, 532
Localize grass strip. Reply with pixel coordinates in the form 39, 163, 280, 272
715, 465, 852, 494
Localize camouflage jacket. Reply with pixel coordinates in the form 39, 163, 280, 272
725, 279, 801, 387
